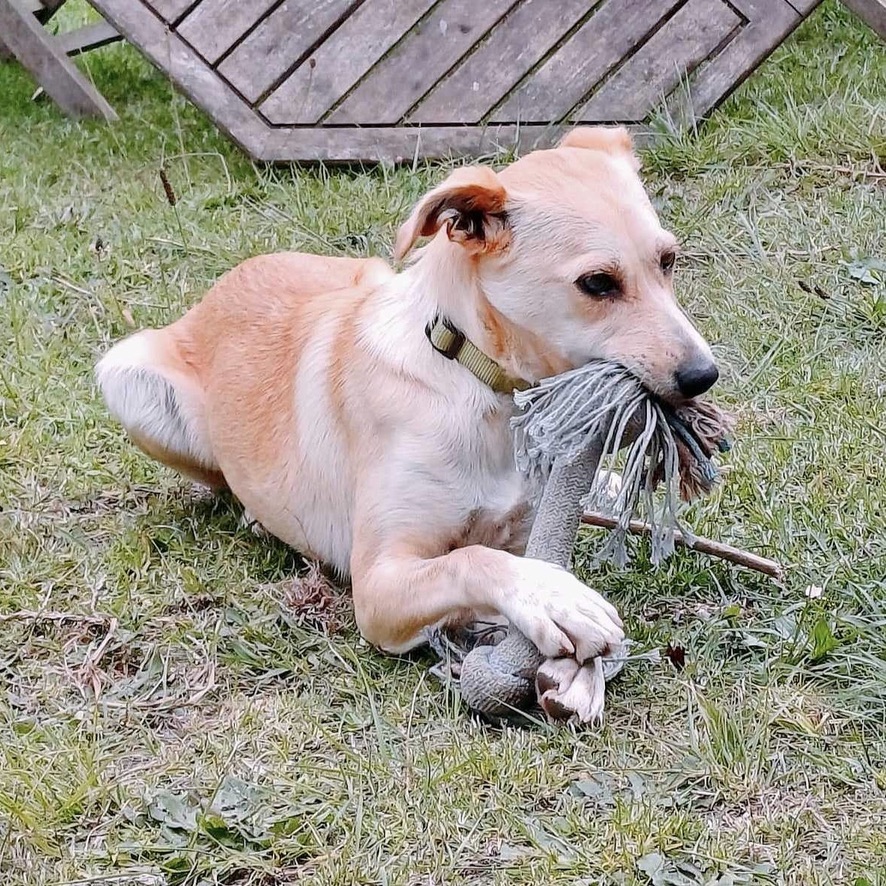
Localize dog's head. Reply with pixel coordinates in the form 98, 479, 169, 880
395, 126, 717, 402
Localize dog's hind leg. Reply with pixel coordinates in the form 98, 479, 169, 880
95, 328, 225, 488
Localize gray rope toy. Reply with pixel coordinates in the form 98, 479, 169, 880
442, 360, 733, 725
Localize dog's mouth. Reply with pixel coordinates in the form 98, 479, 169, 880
625, 367, 733, 459
588, 360, 733, 474
610, 363, 718, 415
620, 368, 734, 500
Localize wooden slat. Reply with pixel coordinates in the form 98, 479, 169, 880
217, 0, 356, 104
1, 0, 40, 59
491, 0, 680, 124
89, 0, 266, 155
408, 0, 597, 125
58, 19, 121, 56
841, 0, 886, 38
577, 0, 740, 122
177, 0, 277, 65
728, 0, 809, 14
0, 0, 117, 119
256, 123, 560, 162
255, 122, 656, 163
327, 0, 517, 125
665, 0, 800, 125
149, 0, 192, 24
260, 0, 435, 125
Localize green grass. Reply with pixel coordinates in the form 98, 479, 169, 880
1, 2, 885, 884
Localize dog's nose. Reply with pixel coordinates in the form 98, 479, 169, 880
674, 360, 719, 398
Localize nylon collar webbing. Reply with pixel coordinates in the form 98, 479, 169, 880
425, 316, 531, 395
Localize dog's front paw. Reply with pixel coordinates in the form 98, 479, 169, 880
501, 558, 623, 662
536, 657, 606, 725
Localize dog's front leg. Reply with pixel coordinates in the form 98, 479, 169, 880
351, 544, 624, 659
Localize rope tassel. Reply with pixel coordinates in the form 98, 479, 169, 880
511, 360, 734, 566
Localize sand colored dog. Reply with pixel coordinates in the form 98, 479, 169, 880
96, 127, 718, 706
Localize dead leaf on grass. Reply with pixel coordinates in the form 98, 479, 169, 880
279, 563, 351, 635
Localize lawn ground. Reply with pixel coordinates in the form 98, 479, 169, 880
0, 2, 884, 884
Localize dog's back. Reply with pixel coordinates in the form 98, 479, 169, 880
96, 251, 393, 495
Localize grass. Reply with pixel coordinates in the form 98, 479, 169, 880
1, 2, 885, 883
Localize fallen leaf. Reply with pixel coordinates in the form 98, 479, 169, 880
499, 843, 534, 863
523, 816, 576, 863
148, 791, 199, 832
843, 258, 886, 286
808, 616, 840, 662
568, 772, 617, 805
638, 853, 666, 877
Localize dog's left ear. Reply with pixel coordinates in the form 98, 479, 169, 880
394, 166, 509, 260
558, 126, 640, 171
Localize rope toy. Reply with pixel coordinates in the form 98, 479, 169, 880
430, 360, 734, 725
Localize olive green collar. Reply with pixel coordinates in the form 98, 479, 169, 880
425, 316, 531, 395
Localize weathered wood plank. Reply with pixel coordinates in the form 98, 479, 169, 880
149, 0, 193, 24
408, 0, 597, 125
783, 0, 822, 13
491, 0, 680, 124
217, 0, 356, 104
328, 0, 518, 125
59, 19, 121, 56
0, 0, 117, 119
665, 0, 800, 125
255, 122, 655, 163
255, 124, 539, 163
841, 0, 886, 38
89, 0, 266, 155
177, 0, 277, 65
577, 0, 740, 122
727, 0, 808, 15
260, 0, 435, 125
1, 0, 43, 60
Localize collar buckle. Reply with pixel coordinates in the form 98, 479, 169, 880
426, 316, 466, 361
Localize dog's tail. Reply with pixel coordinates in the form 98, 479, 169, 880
95, 325, 225, 488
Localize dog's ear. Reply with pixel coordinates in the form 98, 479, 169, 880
394, 166, 509, 260
558, 126, 640, 171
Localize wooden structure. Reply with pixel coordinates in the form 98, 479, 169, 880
0, 0, 120, 119
3, 0, 884, 159
85, 0, 834, 162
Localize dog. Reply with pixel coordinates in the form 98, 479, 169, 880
96, 126, 717, 713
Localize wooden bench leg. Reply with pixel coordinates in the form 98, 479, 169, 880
0, 0, 117, 120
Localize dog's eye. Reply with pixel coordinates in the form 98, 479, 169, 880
576, 273, 620, 298
660, 251, 676, 273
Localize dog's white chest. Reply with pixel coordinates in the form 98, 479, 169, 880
447, 414, 536, 554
